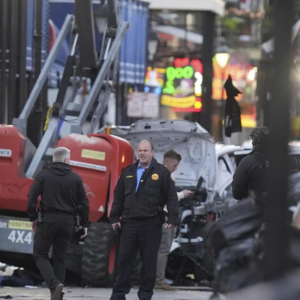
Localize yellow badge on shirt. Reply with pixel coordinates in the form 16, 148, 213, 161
171, 173, 175, 181
126, 175, 133, 178
152, 174, 159, 180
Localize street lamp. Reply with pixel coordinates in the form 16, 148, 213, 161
146, 31, 160, 95
247, 67, 257, 82
216, 44, 230, 142
148, 30, 159, 65
215, 46, 230, 69
148, 40, 159, 61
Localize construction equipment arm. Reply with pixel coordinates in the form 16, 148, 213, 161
27, 172, 43, 221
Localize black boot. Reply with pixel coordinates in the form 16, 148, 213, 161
51, 284, 64, 300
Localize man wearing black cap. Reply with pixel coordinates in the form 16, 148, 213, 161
232, 126, 270, 206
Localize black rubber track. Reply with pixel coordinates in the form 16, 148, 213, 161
82, 222, 117, 287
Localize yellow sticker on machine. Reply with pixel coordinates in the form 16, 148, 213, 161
81, 149, 106, 161
8, 220, 31, 230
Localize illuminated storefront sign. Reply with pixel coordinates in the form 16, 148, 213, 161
145, 67, 165, 87
144, 67, 166, 94
161, 58, 203, 112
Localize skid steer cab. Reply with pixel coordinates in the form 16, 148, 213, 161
0, 125, 135, 287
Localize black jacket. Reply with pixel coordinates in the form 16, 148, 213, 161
27, 162, 90, 227
224, 75, 242, 138
232, 149, 268, 201
110, 158, 179, 226
224, 96, 242, 138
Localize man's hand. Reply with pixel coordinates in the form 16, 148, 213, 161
112, 222, 121, 231
80, 228, 88, 239
165, 224, 174, 229
31, 220, 38, 232
182, 190, 194, 198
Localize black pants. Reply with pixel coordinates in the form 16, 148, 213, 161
33, 214, 74, 290
111, 216, 162, 300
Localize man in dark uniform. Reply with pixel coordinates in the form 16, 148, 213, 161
232, 126, 269, 206
110, 140, 179, 300
27, 147, 89, 300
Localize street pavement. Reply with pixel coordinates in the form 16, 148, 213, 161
0, 287, 212, 300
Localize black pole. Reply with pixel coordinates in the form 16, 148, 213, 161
0, 0, 8, 124
8, 0, 19, 123
34, 0, 43, 83
264, 0, 293, 281
122, 83, 128, 125
18, 0, 28, 115
220, 70, 225, 142
200, 11, 215, 133
28, 0, 44, 147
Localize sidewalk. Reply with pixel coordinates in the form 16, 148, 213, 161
0, 287, 212, 300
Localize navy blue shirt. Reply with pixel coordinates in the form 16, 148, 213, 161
136, 162, 150, 191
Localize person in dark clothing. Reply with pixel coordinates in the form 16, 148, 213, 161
27, 147, 89, 300
110, 140, 179, 300
224, 75, 242, 138
232, 126, 269, 203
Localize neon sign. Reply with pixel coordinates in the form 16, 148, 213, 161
163, 66, 194, 95
161, 58, 203, 112
145, 67, 165, 88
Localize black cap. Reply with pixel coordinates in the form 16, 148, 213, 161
250, 126, 270, 148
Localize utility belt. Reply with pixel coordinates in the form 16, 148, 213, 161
37, 207, 77, 224
38, 209, 83, 239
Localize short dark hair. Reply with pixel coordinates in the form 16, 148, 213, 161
164, 150, 181, 162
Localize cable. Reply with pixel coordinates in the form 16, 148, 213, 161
59, 116, 78, 123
